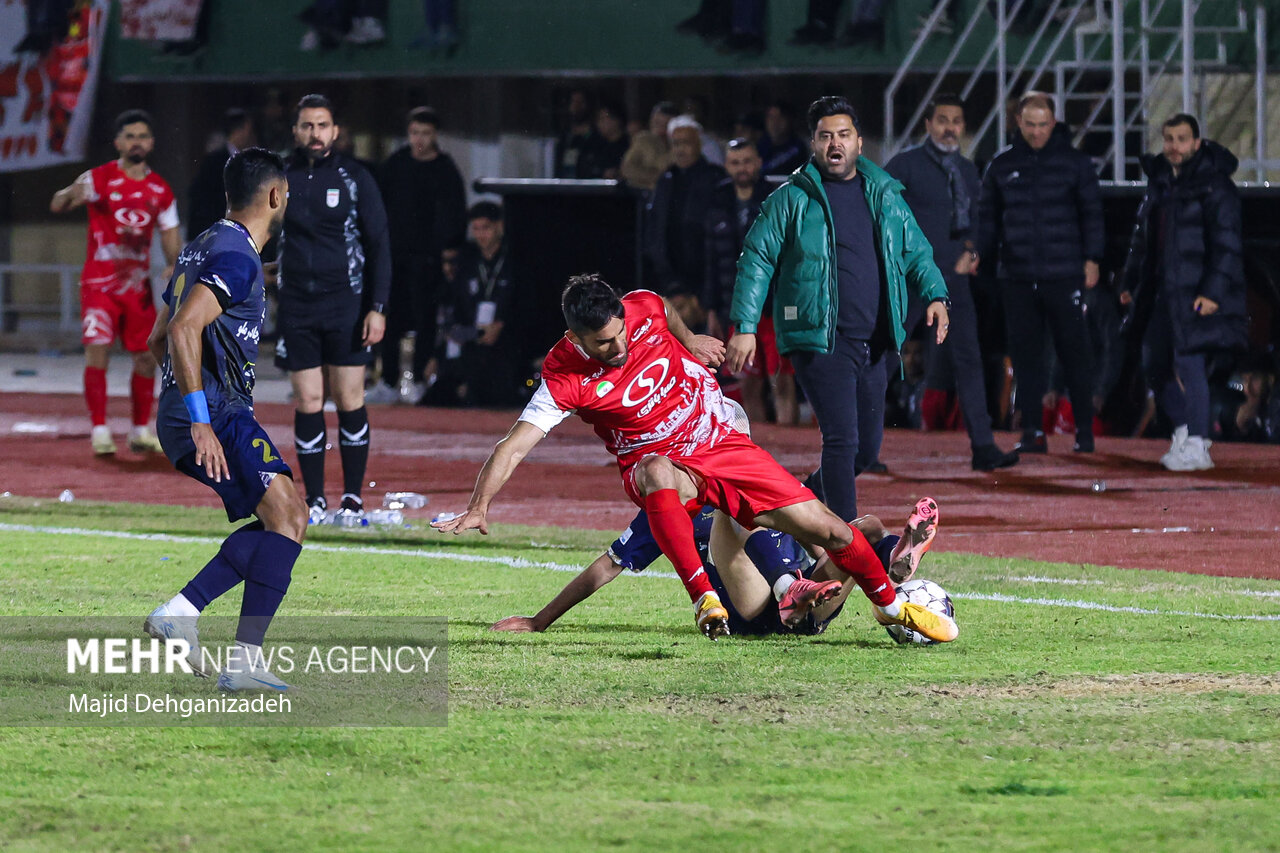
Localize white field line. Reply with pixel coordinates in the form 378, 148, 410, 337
3, 522, 1279, 623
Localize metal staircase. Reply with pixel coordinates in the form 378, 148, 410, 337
883, 0, 1271, 182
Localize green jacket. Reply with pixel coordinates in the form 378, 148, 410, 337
730, 157, 947, 355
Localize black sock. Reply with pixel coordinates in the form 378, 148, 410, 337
294, 410, 327, 503
337, 406, 370, 500
236, 531, 302, 646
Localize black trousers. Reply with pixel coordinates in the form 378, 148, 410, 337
1001, 276, 1095, 438
905, 274, 996, 450
790, 335, 887, 522
381, 254, 440, 384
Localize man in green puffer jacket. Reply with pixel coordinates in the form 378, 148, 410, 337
726, 95, 950, 522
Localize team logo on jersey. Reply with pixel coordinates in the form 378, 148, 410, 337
622, 358, 670, 407
113, 208, 152, 229
595, 380, 614, 397
326, 189, 340, 208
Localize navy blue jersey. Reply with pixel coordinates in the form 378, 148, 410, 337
610, 506, 716, 572
160, 219, 265, 414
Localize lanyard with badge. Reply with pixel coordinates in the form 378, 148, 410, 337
475, 254, 505, 328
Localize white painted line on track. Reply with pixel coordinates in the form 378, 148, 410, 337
3, 522, 1279, 622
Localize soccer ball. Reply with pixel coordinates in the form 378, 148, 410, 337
884, 578, 954, 646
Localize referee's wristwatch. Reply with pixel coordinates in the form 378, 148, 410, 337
369, 302, 386, 314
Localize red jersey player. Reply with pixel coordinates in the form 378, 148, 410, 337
435, 275, 957, 644
50, 109, 182, 456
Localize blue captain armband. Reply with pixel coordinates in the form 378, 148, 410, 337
183, 391, 211, 424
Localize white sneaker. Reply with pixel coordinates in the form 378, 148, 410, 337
91, 425, 117, 456
216, 644, 290, 692
307, 496, 328, 525
143, 601, 213, 678
1160, 425, 1189, 469
1164, 434, 1214, 472
128, 425, 164, 454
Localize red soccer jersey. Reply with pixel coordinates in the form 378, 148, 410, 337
525, 290, 738, 463
78, 160, 179, 295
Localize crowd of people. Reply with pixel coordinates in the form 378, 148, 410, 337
54, 84, 1266, 524
50, 88, 1265, 677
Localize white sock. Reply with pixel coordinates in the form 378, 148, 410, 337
128, 425, 147, 439
879, 595, 903, 617
91, 424, 112, 437
167, 593, 199, 620
772, 574, 797, 601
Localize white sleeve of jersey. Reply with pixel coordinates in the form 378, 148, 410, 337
157, 200, 180, 231
76, 171, 97, 202
517, 380, 573, 434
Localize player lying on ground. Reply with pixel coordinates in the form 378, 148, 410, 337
435, 274, 955, 643
493, 498, 939, 637
141, 149, 309, 692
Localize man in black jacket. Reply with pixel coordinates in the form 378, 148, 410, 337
187, 108, 256, 240
645, 115, 726, 323
977, 92, 1104, 454
274, 94, 391, 523
886, 94, 1018, 471
704, 137, 797, 424
372, 106, 466, 404
1119, 114, 1248, 472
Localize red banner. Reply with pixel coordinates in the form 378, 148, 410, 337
119, 0, 205, 42
0, 0, 107, 173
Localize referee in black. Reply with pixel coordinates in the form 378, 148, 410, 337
274, 94, 391, 523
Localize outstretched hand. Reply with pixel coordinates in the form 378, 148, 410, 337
491, 616, 541, 632
431, 507, 489, 535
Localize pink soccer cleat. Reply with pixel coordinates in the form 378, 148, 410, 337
777, 576, 843, 628
888, 497, 939, 585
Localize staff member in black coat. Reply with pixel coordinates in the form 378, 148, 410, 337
274, 94, 391, 523
977, 92, 1104, 454
187, 109, 256, 240
886, 94, 1018, 471
1119, 114, 1248, 472
373, 106, 467, 402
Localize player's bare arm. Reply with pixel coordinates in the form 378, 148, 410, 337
492, 552, 626, 632
662, 295, 725, 367
145, 309, 169, 366
433, 419, 547, 534
49, 172, 90, 213
159, 227, 182, 283
168, 284, 229, 483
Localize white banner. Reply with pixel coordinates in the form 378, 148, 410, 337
0, 0, 108, 173
119, 0, 204, 42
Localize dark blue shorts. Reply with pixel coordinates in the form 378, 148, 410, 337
157, 398, 293, 522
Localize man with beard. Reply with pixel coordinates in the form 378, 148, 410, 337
885, 95, 1019, 472
51, 109, 183, 457
143, 148, 308, 692
273, 94, 391, 524
436, 274, 957, 645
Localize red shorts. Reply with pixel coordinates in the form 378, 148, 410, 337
81, 285, 156, 352
620, 431, 815, 527
736, 316, 794, 379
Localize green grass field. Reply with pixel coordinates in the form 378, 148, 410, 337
2, 497, 1279, 852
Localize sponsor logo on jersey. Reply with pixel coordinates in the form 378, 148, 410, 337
326, 189, 340, 208
114, 208, 153, 229
622, 358, 670, 407
580, 366, 606, 385
629, 318, 653, 342
236, 321, 261, 344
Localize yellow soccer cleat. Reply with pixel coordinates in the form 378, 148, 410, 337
128, 426, 164, 454
694, 591, 730, 640
874, 600, 959, 643
91, 425, 117, 456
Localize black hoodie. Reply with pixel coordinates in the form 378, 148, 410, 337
1119, 139, 1248, 354
976, 123, 1105, 281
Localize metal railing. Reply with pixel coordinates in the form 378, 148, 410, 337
0, 264, 80, 334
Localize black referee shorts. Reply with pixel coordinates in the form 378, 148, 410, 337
274, 292, 373, 371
